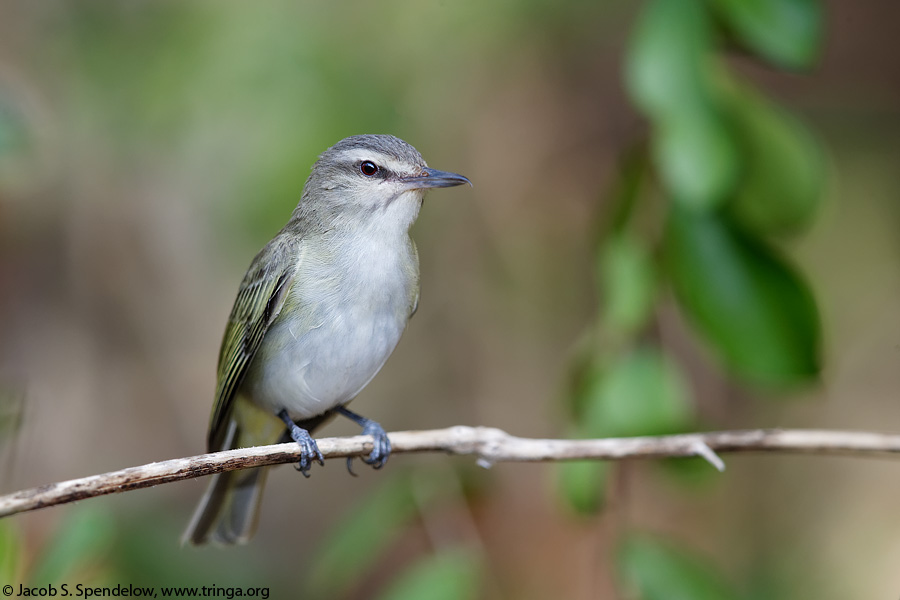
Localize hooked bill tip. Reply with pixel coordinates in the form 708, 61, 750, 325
402, 167, 471, 190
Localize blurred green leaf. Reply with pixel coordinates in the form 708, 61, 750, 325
658, 456, 720, 487
0, 521, 22, 583
617, 534, 736, 600
565, 342, 606, 420
599, 234, 657, 335
582, 347, 693, 438
377, 549, 481, 600
110, 509, 270, 587
626, 0, 713, 119
557, 458, 611, 515
605, 145, 650, 236
725, 84, 825, 235
626, 0, 738, 209
0, 386, 24, 441
30, 506, 115, 584
0, 100, 27, 159
664, 207, 821, 386
711, 0, 823, 69
561, 346, 691, 516
309, 475, 417, 597
66, 3, 214, 143
654, 112, 740, 210
0, 93, 37, 194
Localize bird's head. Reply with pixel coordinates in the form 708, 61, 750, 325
298, 134, 470, 229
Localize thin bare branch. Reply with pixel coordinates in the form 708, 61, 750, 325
2, 427, 900, 518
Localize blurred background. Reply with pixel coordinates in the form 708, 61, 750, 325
0, 1, 898, 598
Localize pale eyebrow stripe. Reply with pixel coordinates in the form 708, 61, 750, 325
338, 149, 415, 175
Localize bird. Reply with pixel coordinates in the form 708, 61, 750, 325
183, 134, 470, 545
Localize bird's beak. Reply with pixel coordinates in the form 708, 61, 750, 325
400, 167, 472, 190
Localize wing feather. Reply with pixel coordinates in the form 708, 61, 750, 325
207, 238, 297, 451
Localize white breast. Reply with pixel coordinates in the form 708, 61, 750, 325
242, 227, 418, 421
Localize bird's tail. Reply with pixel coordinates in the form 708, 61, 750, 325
182, 463, 270, 545
182, 404, 337, 546
182, 417, 274, 546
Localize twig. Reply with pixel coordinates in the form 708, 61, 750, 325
2, 427, 900, 518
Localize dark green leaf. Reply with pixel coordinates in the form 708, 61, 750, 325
658, 456, 720, 487
725, 85, 825, 235
557, 459, 611, 515
604, 145, 650, 236
617, 534, 736, 600
664, 207, 821, 386
377, 549, 481, 600
599, 234, 657, 335
581, 347, 693, 438
711, 0, 823, 69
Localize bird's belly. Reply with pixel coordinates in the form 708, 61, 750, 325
242, 304, 407, 421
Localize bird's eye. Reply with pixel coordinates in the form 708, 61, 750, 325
360, 161, 379, 177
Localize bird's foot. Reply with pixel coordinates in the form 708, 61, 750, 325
278, 409, 324, 477
336, 406, 392, 473
359, 419, 391, 470
291, 428, 325, 477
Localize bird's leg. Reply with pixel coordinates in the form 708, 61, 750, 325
278, 409, 324, 478
336, 406, 392, 472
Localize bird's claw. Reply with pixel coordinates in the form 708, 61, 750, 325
289, 427, 324, 478
335, 406, 392, 475
360, 421, 391, 470
278, 409, 325, 477
344, 420, 391, 474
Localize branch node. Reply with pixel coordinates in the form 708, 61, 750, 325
691, 441, 726, 472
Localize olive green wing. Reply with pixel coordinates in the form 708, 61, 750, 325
207, 239, 297, 452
